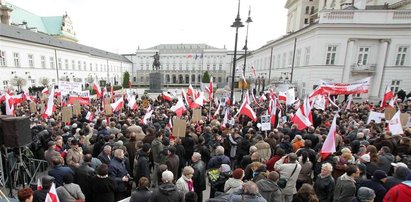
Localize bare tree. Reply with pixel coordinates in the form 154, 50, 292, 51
10, 76, 27, 92
39, 77, 50, 87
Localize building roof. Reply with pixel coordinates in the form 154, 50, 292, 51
0, 23, 131, 63
148, 43, 220, 51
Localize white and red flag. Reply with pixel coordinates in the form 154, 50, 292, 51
171, 97, 187, 117
68, 91, 91, 105
168, 117, 173, 129
162, 92, 174, 102
235, 91, 257, 122
251, 65, 257, 79
37, 178, 42, 190
223, 108, 230, 126
313, 95, 326, 110
45, 183, 60, 202
127, 95, 138, 110
268, 98, 277, 124
5, 93, 15, 116
42, 86, 55, 118
291, 99, 312, 130
346, 95, 353, 110
190, 92, 205, 109
23, 92, 36, 103
41, 87, 49, 95
279, 91, 287, 102
110, 97, 124, 112
286, 88, 295, 106
187, 84, 194, 97
85, 111, 94, 122
381, 87, 394, 109
142, 110, 154, 125
320, 112, 338, 160
388, 110, 404, 135
93, 83, 102, 98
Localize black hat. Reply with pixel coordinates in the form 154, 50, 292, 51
142, 143, 151, 152
41, 175, 54, 187
372, 170, 387, 181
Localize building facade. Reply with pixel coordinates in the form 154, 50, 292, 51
0, 1, 131, 91
238, 0, 411, 100
125, 44, 233, 88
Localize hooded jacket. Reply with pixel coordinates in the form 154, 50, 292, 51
149, 183, 184, 202
383, 181, 411, 202
224, 178, 243, 194
256, 179, 283, 202
333, 173, 356, 202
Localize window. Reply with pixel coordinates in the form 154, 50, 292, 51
83, 61, 86, 71
207, 64, 210, 70
65, 59, 69, 69
71, 60, 75, 70
77, 61, 81, 70
58, 58, 62, 69
213, 64, 216, 71
89, 63, 92, 71
288, 51, 293, 66
28, 54, 34, 67
0, 50, 6, 66
395, 46, 408, 66
391, 80, 401, 93
218, 77, 222, 83
304, 47, 311, 66
326, 45, 337, 65
357, 47, 369, 65
41, 56, 46, 68
310, 6, 315, 14
296, 49, 301, 67
305, 6, 309, 14
50, 57, 54, 69
304, 18, 308, 24
277, 54, 281, 68
282, 53, 286, 68
13, 52, 20, 67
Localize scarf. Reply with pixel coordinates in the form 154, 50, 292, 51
183, 175, 194, 192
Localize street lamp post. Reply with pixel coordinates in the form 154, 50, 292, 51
241, 6, 252, 102
230, 0, 244, 104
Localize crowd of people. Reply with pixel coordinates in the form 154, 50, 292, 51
3, 88, 411, 202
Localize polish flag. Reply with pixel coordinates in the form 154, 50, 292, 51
388, 110, 404, 135
85, 111, 94, 122
235, 92, 257, 122
279, 91, 286, 102
388, 96, 396, 108
313, 95, 326, 110
127, 95, 138, 110
41, 87, 49, 95
303, 97, 313, 123
162, 92, 173, 102
181, 88, 192, 106
5, 93, 15, 115
251, 65, 257, 78
269, 98, 277, 124
102, 86, 107, 98
42, 86, 55, 118
190, 92, 205, 109
381, 87, 394, 109
223, 108, 229, 126
213, 102, 222, 118
23, 92, 36, 103
168, 117, 173, 129
171, 97, 187, 117
45, 183, 60, 202
346, 95, 353, 110
110, 97, 124, 112
93, 83, 102, 98
187, 84, 194, 97
37, 178, 42, 190
320, 113, 338, 160
143, 110, 154, 125
291, 101, 312, 130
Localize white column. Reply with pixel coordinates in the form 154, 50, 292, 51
342, 39, 355, 83
371, 39, 389, 98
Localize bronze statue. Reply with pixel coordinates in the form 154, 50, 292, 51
152, 52, 160, 71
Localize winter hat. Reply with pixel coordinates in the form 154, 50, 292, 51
359, 153, 370, 163
391, 162, 408, 169
142, 143, 151, 152
357, 187, 375, 202
372, 170, 387, 181
232, 168, 244, 179
394, 166, 410, 180
219, 164, 231, 173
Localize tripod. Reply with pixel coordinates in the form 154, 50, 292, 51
5, 147, 32, 198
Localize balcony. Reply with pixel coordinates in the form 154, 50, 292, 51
351, 64, 376, 74
319, 9, 411, 24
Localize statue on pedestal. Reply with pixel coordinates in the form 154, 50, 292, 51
152, 52, 161, 71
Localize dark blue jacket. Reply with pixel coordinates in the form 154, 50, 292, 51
357, 178, 387, 202
207, 154, 230, 170
109, 157, 129, 193
48, 165, 75, 187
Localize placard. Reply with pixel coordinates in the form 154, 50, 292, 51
260, 115, 271, 131
367, 111, 385, 124
400, 113, 410, 127
104, 98, 113, 115
172, 118, 186, 138
384, 108, 396, 120
192, 109, 201, 122
142, 99, 150, 109
73, 100, 81, 115
58, 81, 82, 93
62, 106, 72, 123
30, 102, 37, 113
40, 104, 45, 113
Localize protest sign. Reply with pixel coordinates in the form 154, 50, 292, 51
173, 118, 186, 138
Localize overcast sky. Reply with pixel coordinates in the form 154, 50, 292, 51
8, 0, 288, 54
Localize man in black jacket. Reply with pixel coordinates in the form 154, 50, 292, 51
149, 170, 184, 202
134, 143, 151, 185
191, 152, 206, 202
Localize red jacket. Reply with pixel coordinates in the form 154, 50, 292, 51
383, 182, 411, 202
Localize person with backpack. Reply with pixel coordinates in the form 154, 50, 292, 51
256, 171, 283, 202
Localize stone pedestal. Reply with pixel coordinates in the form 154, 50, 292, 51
147, 72, 163, 93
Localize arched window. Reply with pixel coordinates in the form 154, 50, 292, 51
166, 75, 170, 83
179, 75, 184, 84
185, 75, 190, 84
310, 6, 315, 14
172, 75, 177, 83
305, 6, 309, 14
191, 74, 196, 83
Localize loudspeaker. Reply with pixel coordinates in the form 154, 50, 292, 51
0, 115, 12, 146
0, 116, 31, 148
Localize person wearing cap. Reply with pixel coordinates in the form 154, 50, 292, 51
150, 170, 184, 202
383, 172, 411, 201
256, 171, 283, 202
66, 139, 83, 168
274, 153, 302, 202
357, 170, 387, 202
224, 168, 244, 194
384, 163, 410, 190
134, 143, 151, 185
210, 164, 232, 198
33, 175, 55, 202
334, 164, 360, 202
351, 187, 375, 202
44, 141, 61, 167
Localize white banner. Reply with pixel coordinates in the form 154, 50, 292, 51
367, 111, 385, 124
59, 81, 82, 93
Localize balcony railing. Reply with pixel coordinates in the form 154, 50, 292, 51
351, 64, 376, 73
319, 9, 411, 24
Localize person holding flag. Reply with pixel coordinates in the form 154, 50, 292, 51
33, 176, 57, 202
